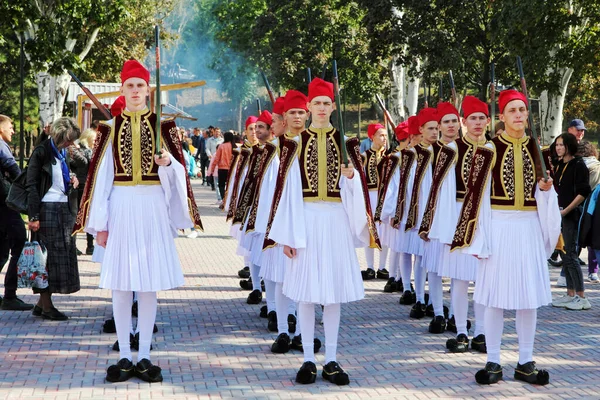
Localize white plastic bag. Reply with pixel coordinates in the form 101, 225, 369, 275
16, 238, 48, 289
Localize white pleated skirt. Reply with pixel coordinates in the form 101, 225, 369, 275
282, 202, 364, 305
440, 244, 478, 281
403, 229, 424, 256
100, 185, 185, 292
235, 228, 249, 257
260, 245, 286, 283
474, 210, 551, 310
421, 239, 445, 274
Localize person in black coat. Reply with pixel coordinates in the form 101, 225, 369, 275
26, 117, 81, 320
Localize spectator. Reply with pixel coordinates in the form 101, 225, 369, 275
567, 119, 586, 142
27, 117, 81, 320
579, 184, 600, 287
578, 140, 600, 282
0, 114, 34, 311
68, 128, 96, 255
196, 129, 209, 185
209, 131, 234, 204
551, 133, 591, 310
205, 127, 224, 191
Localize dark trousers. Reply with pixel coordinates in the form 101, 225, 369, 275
200, 156, 209, 184
218, 169, 228, 200
562, 211, 584, 292
0, 206, 26, 299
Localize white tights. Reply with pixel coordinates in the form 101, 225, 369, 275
451, 279, 485, 336
298, 302, 341, 364
484, 307, 537, 365
250, 263, 261, 291
428, 272, 443, 316
264, 279, 276, 313
400, 253, 413, 291
413, 256, 426, 303
364, 246, 390, 270
389, 251, 401, 280
113, 290, 157, 362
275, 282, 298, 335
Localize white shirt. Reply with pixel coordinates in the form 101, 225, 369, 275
41, 157, 68, 202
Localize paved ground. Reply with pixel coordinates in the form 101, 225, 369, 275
1, 180, 599, 399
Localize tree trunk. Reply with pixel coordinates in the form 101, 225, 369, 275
405, 59, 420, 117
237, 101, 242, 133
539, 67, 573, 145
36, 71, 71, 128
389, 56, 406, 122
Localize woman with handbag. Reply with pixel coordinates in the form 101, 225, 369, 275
26, 117, 81, 320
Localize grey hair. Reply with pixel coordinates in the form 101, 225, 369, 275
50, 117, 81, 148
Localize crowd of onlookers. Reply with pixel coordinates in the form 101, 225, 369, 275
549, 119, 600, 311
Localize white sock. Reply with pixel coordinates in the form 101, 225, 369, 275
389, 251, 400, 280
295, 302, 302, 337
298, 302, 316, 363
288, 300, 297, 316
428, 272, 444, 316
275, 282, 290, 335
250, 263, 261, 291
136, 291, 157, 362
485, 307, 504, 364
244, 255, 250, 268
414, 256, 426, 303
400, 253, 413, 291
264, 279, 276, 313
451, 279, 469, 335
323, 303, 341, 364
378, 246, 389, 270
448, 279, 454, 317
365, 247, 374, 270
113, 290, 133, 361
474, 301, 485, 337
516, 309, 537, 365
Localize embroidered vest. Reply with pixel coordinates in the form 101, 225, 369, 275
363, 148, 385, 191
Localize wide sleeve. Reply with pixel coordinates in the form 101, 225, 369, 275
535, 185, 561, 257
381, 168, 400, 221
460, 174, 492, 259
158, 155, 194, 233
84, 145, 115, 236
269, 158, 307, 249
340, 169, 371, 246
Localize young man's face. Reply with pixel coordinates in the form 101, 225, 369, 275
285, 109, 308, 132
121, 77, 149, 112
409, 133, 422, 147
255, 121, 272, 143
307, 96, 335, 125
245, 123, 257, 143
463, 112, 490, 140
372, 129, 387, 150
439, 114, 459, 142
214, 129, 222, 138
0, 120, 14, 142
567, 126, 585, 142
420, 121, 439, 145
271, 114, 286, 137
499, 100, 528, 133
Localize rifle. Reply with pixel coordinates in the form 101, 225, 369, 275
423, 81, 429, 108
449, 70, 463, 138
375, 94, 397, 149
516, 56, 548, 180
68, 71, 112, 120
321, 63, 327, 79
307, 68, 313, 127
490, 63, 496, 136
154, 26, 161, 155
332, 60, 348, 166
260, 71, 276, 107
439, 78, 443, 103
256, 98, 261, 114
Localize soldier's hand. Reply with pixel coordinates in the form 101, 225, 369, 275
341, 162, 354, 179
538, 173, 553, 191
283, 245, 297, 259
97, 231, 109, 248
154, 149, 172, 166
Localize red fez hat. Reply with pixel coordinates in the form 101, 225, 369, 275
284, 90, 308, 112
367, 123, 385, 140
395, 121, 410, 141
257, 110, 273, 126
498, 90, 528, 113
120, 60, 150, 84
308, 78, 334, 102
462, 95, 489, 118
245, 116, 258, 129
418, 108, 438, 127
408, 116, 420, 135
110, 96, 126, 117
273, 96, 286, 115
437, 102, 459, 122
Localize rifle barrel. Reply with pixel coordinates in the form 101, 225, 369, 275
516, 56, 547, 180
68, 70, 112, 120
332, 60, 348, 166
154, 26, 161, 155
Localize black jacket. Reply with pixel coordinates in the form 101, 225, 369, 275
26, 139, 78, 220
